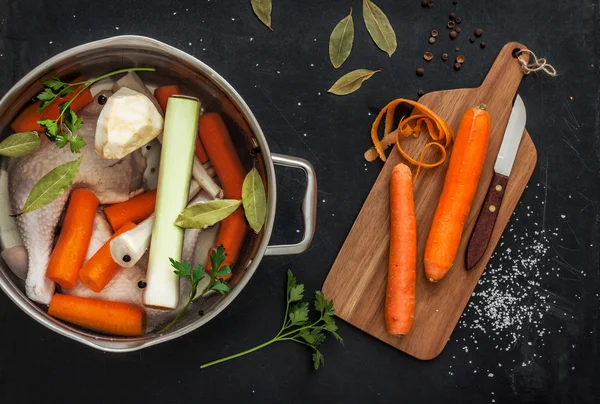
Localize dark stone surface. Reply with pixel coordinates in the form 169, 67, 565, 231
0, 1, 598, 403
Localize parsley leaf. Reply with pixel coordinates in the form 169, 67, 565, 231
201, 270, 343, 370
158, 245, 233, 334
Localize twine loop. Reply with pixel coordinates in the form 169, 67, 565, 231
516, 49, 557, 76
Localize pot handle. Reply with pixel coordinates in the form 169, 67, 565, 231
264, 153, 317, 256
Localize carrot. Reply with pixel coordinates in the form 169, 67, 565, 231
199, 113, 248, 277
198, 113, 245, 199
48, 294, 145, 336
155, 85, 209, 164
79, 221, 137, 293
385, 164, 417, 336
11, 77, 94, 133
424, 105, 491, 282
103, 190, 157, 231
45, 189, 99, 289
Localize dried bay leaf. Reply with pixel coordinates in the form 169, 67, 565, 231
363, 0, 397, 57
242, 168, 267, 233
175, 199, 242, 229
328, 69, 380, 96
329, 8, 355, 69
251, 0, 273, 30
0, 131, 40, 157
21, 155, 82, 214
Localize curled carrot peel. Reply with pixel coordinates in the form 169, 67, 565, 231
368, 98, 454, 182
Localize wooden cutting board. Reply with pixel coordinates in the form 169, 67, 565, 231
322, 42, 537, 360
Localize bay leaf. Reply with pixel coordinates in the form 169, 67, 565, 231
363, 0, 397, 57
242, 168, 267, 233
175, 199, 242, 229
251, 0, 273, 31
21, 155, 82, 214
328, 69, 380, 96
329, 8, 355, 69
0, 131, 40, 157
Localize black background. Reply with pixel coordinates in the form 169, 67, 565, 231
0, 1, 599, 403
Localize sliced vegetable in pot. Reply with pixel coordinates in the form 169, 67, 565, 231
143, 96, 199, 310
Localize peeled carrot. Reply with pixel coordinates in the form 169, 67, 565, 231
103, 190, 157, 231
424, 105, 491, 282
79, 221, 137, 293
199, 113, 248, 277
385, 164, 417, 336
48, 294, 145, 336
155, 85, 209, 164
46, 189, 99, 289
207, 209, 246, 280
198, 113, 245, 199
11, 78, 94, 133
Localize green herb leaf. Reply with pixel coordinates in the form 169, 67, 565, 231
210, 245, 228, 271
287, 269, 297, 291
170, 257, 191, 278
328, 69, 380, 96
289, 302, 310, 326
215, 265, 232, 278
363, 0, 397, 57
20, 155, 83, 214
175, 199, 242, 229
329, 8, 355, 68
312, 350, 325, 370
65, 109, 83, 133
242, 168, 267, 233
251, 0, 273, 30
41, 76, 65, 91
38, 118, 59, 139
289, 283, 304, 303
68, 136, 87, 153
314, 291, 334, 315
192, 265, 205, 285
211, 281, 231, 295
0, 132, 40, 157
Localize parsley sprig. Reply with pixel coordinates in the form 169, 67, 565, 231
35, 67, 155, 152
201, 270, 343, 370
158, 245, 232, 334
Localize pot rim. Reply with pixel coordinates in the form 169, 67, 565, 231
0, 35, 277, 352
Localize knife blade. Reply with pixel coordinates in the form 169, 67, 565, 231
465, 95, 527, 270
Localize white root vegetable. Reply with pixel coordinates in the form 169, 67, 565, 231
141, 138, 162, 189
110, 180, 201, 268
95, 86, 164, 160
112, 72, 163, 115
192, 157, 223, 198
0, 163, 26, 279
142, 96, 200, 310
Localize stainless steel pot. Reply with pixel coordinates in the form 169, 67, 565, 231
0, 36, 317, 352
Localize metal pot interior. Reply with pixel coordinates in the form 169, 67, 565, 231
0, 36, 274, 351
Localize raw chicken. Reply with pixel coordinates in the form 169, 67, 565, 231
8, 91, 146, 304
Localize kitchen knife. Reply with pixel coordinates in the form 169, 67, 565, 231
465, 95, 527, 270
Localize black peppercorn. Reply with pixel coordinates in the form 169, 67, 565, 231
474, 28, 483, 37
421, 0, 428, 7
416, 67, 425, 76
454, 63, 462, 71
450, 31, 458, 39
418, 90, 425, 97
123, 255, 131, 263
470, 36, 476, 43
137, 280, 147, 289
442, 53, 449, 61
480, 41, 487, 48
455, 17, 462, 24
455, 27, 461, 33
449, 12, 456, 20
97, 94, 107, 105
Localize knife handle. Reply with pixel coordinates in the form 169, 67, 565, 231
465, 172, 509, 270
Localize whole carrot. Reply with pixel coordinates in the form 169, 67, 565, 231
48, 294, 145, 336
385, 164, 417, 336
198, 113, 245, 199
199, 113, 248, 277
46, 189, 99, 289
103, 190, 157, 231
11, 77, 93, 133
79, 221, 137, 292
154, 85, 209, 163
424, 105, 491, 282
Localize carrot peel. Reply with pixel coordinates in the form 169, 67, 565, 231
368, 98, 454, 182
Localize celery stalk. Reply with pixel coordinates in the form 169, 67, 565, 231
143, 96, 200, 310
